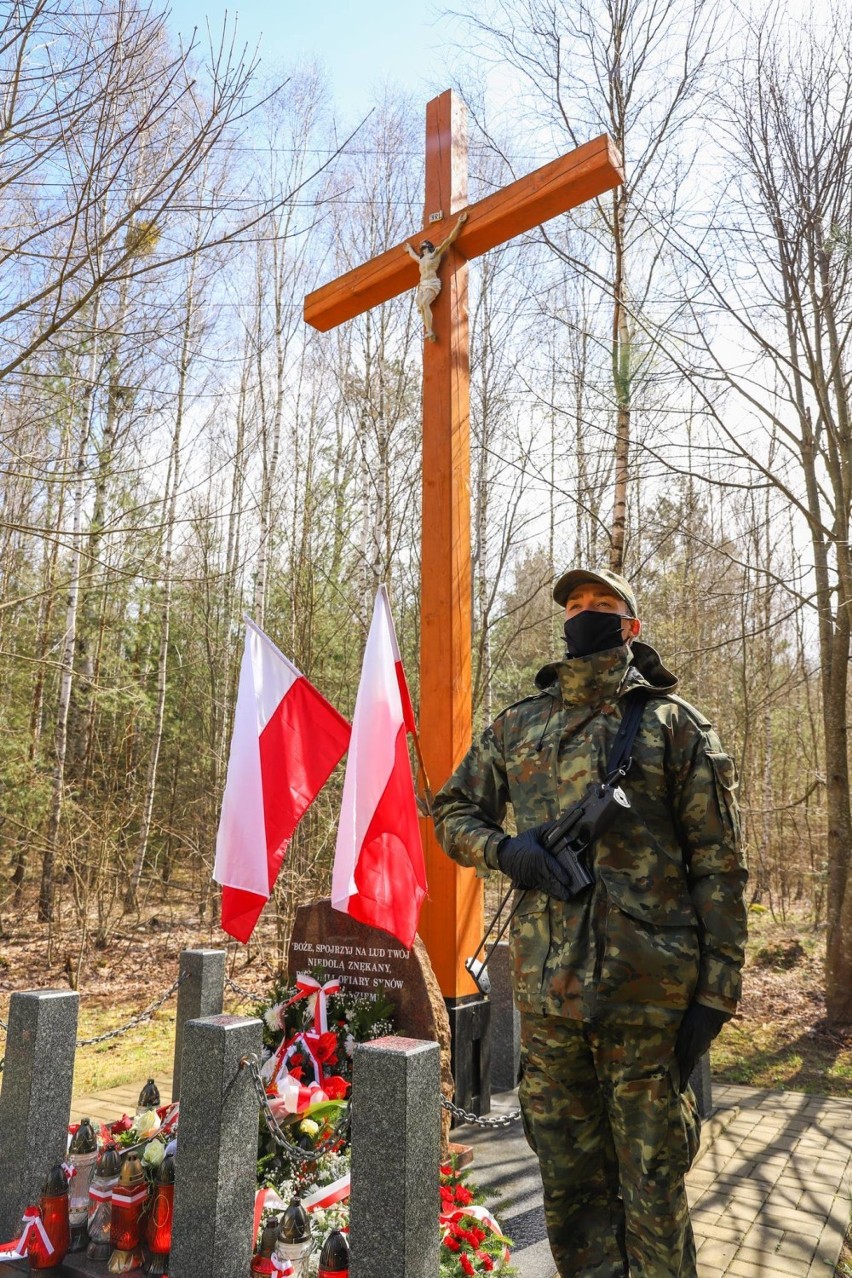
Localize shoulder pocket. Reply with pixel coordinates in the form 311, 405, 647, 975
706, 751, 741, 843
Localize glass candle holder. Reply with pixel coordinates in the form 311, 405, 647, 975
87, 1148, 122, 1261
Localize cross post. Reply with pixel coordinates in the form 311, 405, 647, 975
305, 89, 623, 1102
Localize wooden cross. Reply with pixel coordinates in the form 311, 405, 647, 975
305, 90, 623, 1003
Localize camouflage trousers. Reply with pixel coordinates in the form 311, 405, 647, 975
518, 1013, 701, 1278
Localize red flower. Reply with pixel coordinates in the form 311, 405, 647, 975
110, 1114, 133, 1133
460, 1254, 475, 1276
289, 1066, 304, 1081
315, 1031, 339, 1065
442, 1237, 461, 1253
322, 1075, 350, 1100
440, 1186, 454, 1206
480, 1255, 495, 1271
454, 1185, 474, 1206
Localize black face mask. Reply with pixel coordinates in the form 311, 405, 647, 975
563, 610, 626, 658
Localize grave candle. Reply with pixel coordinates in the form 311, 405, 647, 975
317, 1228, 349, 1277
137, 1079, 160, 1110
143, 1152, 175, 1275
275, 1196, 313, 1276
249, 1218, 281, 1276
87, 1148, 122, 1260
30, 1164, 70, 1273
108, 1154, 148, 1273
67, 1118, 98, 1251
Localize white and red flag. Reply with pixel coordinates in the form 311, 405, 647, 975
214, 619, 350, 943
331, 585, 427, 949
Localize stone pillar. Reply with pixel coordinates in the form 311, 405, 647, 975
447, 995, 490, 1120
172, 948, 225, 1101
488, 941, 520, 1092
689, 1051, 713, 1118
0, 989, 79, 1236
169, 1014, 262, 1278
350, 1036, 441, 1278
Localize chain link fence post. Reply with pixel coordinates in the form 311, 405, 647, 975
0, 990, 79, 1238
172, 949, 225, 1102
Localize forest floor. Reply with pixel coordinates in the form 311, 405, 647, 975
0, 898, 850, 1266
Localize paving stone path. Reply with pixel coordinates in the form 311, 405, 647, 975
459, 1083, 852, 1278
73, 1076, 852, 1277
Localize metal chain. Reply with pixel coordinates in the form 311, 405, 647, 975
440, 1095, 522, 1128
75, 973, 186, 1048
225, 975, 263, 1002
241, 1055, 351, 1164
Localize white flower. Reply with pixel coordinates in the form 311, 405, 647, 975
300, 1118, 320, 1137
142, 1140, 165, 1168
264, 1003, 284, 1032
344, 1034, 355, 1058
134, 1110, 159, 1139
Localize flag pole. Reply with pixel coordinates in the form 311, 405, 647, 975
409, 725, 435, 819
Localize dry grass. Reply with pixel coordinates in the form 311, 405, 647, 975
711, 905, 852, 1096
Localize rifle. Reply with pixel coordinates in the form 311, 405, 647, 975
464, 690, 649, 996
540, 780, 630, 895
464, 781, 631, 994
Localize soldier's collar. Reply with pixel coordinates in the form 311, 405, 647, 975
551, 644, 633, 707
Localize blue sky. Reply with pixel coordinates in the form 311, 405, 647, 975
165, 0, 467, 124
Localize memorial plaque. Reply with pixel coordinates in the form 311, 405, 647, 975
287, 899, 454, 1146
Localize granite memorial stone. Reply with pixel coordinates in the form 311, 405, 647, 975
172, 948, 225, 1101
350, 1036, 441, 1278
169, 1014, 262, 1278
0, 989, 79, 1238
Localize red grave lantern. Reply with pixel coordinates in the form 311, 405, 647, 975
108, 1154, 148, 1272
250, 1218, 281, 1275
317, 1228, 350, 1278
143, 1152, 175, 1275
29, 1164, 70, 1273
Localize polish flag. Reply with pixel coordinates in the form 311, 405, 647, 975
331, 586, 427, 949
214, 620, 350, 943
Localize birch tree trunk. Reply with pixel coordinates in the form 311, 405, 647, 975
38, 320, 101, 922
125, 265, 196, 911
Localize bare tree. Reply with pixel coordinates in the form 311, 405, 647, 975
459, 0, 717, 570
670, 8, 852, 1017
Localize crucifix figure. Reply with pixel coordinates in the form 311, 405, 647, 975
305, 90, 622, 1107
404, 211, 468, 341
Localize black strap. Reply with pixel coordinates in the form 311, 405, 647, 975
606, 690, 651, 781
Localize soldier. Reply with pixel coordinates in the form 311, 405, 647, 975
432, 567, 748, 1278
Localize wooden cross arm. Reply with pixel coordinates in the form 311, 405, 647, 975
304, 134, 623, 332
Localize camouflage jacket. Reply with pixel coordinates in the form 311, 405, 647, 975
433, 641, 748, 1027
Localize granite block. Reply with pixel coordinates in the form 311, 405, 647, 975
0, 989, 79, 1237
169, 1014, 262, 1278
350, 1036, 441, 1278
447, 995, 491, 1118
172, 948, 225, 1101
487, 942, 520, 1092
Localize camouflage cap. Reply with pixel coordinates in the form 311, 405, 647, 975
552, 567, 638, 617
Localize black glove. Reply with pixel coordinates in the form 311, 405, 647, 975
496, 826, 574, 901
674, 1002, 729, 1092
